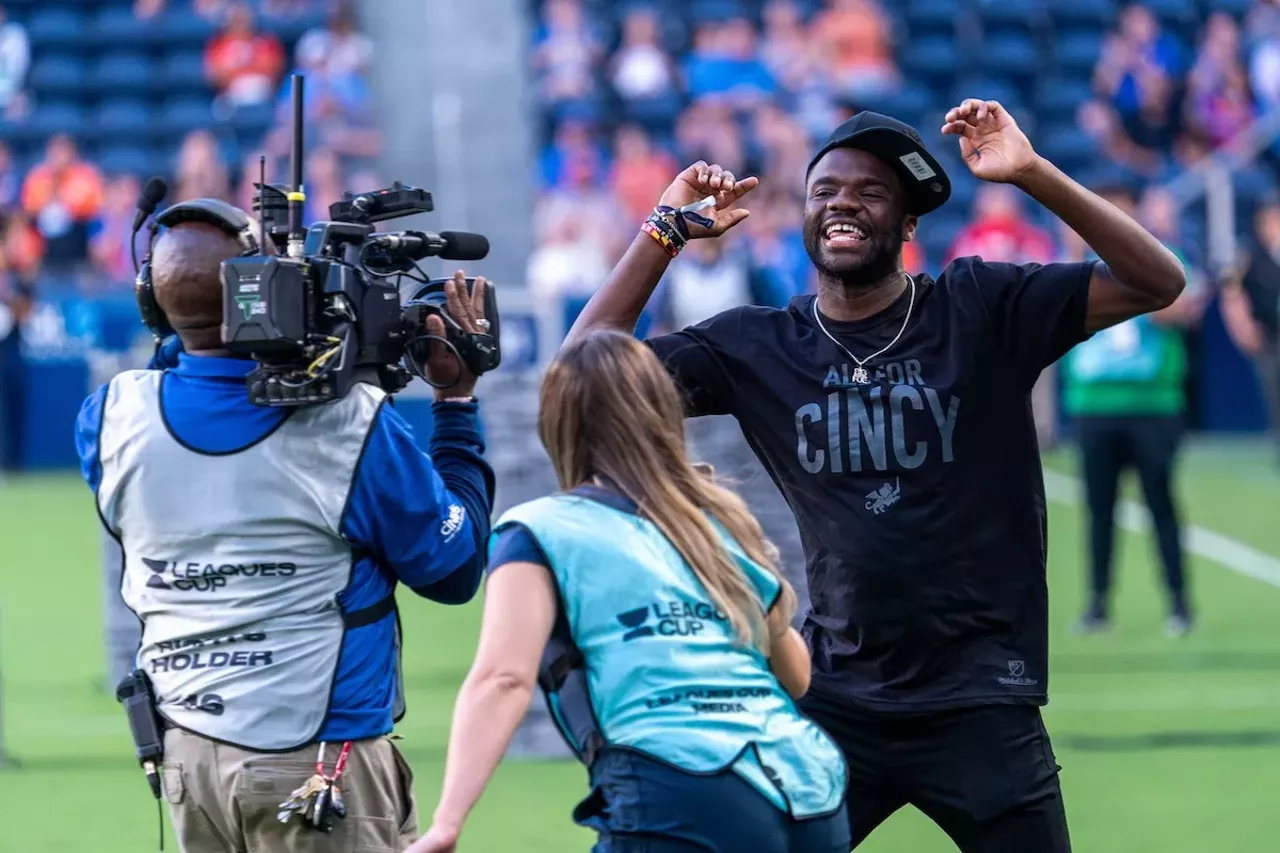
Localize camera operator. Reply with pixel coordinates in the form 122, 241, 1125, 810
73, 202, 495, 852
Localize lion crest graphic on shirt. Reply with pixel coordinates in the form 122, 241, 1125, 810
865, 479, 901, 515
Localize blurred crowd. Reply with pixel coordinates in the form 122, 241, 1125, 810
0, 0, 378, 302
527, 0, 1280, 344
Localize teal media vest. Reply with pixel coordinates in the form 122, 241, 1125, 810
494, 491, 848, 819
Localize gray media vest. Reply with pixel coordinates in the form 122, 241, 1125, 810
96, 370, 391, 751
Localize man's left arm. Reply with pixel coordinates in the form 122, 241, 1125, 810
342, 401, 495, 606
1012, 157, 1186, 334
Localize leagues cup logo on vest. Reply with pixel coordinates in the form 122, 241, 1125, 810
95, 370, 385, 751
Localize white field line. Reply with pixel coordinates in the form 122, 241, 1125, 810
1041, 469, 1280, 590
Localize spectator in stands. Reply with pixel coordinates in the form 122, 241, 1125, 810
296, 0, 372, 84
173, 130, 232, 203
0, 263, 32, 473
609, 9, 677, 104
1222, 203, 1280, 464
654, 236, 783, 333
675, 100, 747, 178
1077, 97, 1167, 178
683, 16, 776, 106
88, 174, 145, 288
812, 0, 898, 100
1186, 12, 1254, 149
610, 125, 677, 226
1249, 0, 1280, 111
0, 140, 19, 211
21, 134, 104, 268
134, 0, 165, 20
527, 216, 612, 306
744, 186, 811, 302
303, 146, 345, 224
0, 210, 43, 286
751, 103, 812, 196
761, 0, 814, 91
1093, 4, 1184, 136
533, 0, 602, 109
0, 3, 29, 120
540, 117, 606, 190
269, 46, 378, 161
534, 143, 618, 255
205, 2, 287, 108
945, 184, 1054, 265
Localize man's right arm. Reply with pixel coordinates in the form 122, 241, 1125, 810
341, 402, 495, 606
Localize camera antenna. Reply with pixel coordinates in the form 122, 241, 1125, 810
286, 73, 306, 258
257, 155, 267, 256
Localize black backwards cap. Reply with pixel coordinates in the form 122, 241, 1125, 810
808, 111, 951, 216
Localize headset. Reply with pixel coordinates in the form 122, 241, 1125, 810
133, 192, 262, 341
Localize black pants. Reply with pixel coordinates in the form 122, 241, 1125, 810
799, 693, 1071, 852
1077, 415, 1187, 614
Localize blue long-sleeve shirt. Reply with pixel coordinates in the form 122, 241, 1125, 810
75, 343, 495, 741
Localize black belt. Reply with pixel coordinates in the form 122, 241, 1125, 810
342, 592, 397, 629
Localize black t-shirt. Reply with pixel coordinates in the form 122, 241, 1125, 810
647, 258, 1095, 711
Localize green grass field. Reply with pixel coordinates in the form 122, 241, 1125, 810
3, 444, 1280, 852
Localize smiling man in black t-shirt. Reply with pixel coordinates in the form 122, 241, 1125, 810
567, 100, 1185, 852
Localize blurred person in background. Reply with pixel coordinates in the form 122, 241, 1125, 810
610, 124, 678, 225
944, 184, 1055, 265
683, 16, 777, 107
173, 130, 232, 203
1222, 203, 1280, 465
812, 0, 898, 100
21, 134, 103, 269
744, 186, 811, 303
296, 0, 372, 84
407, 331, 848, 853
609, 9, 677, 105
676, 100, 748, 178
1062, 183, 1203, 638
1077, 98, 1167, 178
303, 146, 346, 223
1093, 4, 1184, 126
540, 117, 607, 190
527, 216, 613, 306
0, 214, 37, 474
532, 0, 602, 109
761, 0, 817, 92
1185, 12, 1255, 149
751, 103, 814, 196
535, 144, 622, 258
1248, 0, 1280, 113
654, 235, 785, 334
0, 3, 28, 120
205, 2, 287, 108
87, 174, 144, 288
0, 139, 20, 210
134, 0, 165, 20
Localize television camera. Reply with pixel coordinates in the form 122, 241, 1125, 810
134, 73, 501, 408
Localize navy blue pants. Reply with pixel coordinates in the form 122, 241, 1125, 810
574, 748, 850, 853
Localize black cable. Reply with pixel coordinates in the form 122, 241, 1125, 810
403, 332, 464, 388
157, 796, 165, 853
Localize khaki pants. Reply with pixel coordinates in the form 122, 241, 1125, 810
161, 728, 419, 853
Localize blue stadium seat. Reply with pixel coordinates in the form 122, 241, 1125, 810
950, 78, 1022, 111
873, 81, 936, 120
92, 6, 155, 47
155, 7, 218, 48
27, 8, 88, 49
905, 0, 957, 38
155, 98, 215, 138
1046, 0, 1116, 28
1209, 0, 1254, 17
266, 8, 327, 43
93, 100, 153, 139
98, 146, 154, 178
1056, 30, 1105, 74
1034, 77, 1095, 116
1037, 123, 1101, 172
976, 0, 1043, 35
88, 54, 154, 94
161, 52, 213, 96
900, 36, 961, 83
228, 102, 277, 142
23, 100, 86, 138
1143, 0, 1198, 27
27, 55, 87, 97
977, 34, 1042, 80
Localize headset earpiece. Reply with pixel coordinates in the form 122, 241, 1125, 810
133, 198, 261, 342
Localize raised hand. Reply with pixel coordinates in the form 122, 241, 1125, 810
941, 100, 1040, 185
656, 161, 760, 238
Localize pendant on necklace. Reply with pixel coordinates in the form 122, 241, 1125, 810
851, 366, 871, 384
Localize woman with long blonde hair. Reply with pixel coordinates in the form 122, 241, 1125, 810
407, 330, 848, 853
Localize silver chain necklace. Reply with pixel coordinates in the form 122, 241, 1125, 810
812, 274, 917, 384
